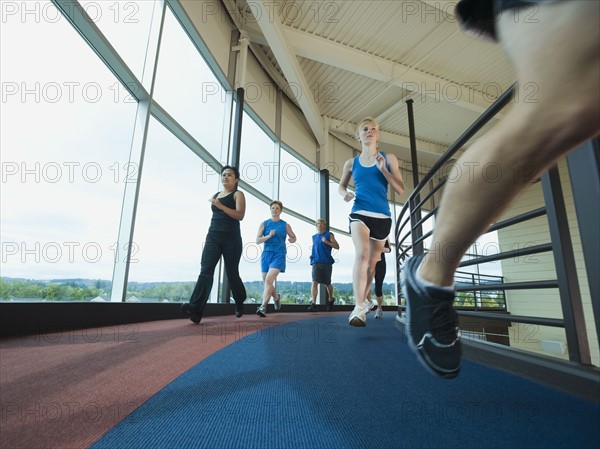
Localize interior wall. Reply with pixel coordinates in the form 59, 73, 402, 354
244, 52, 277, 133
280, 99, 317, 165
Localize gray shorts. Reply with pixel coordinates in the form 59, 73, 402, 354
312, 263, 333, 285
456, 0, 562, 41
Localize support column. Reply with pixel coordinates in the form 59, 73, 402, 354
566, 138, 600, 351
222, 35, 249, 304
318, 169, 331, 305
406, 99, 423, 256
109, 0, 166, 302
541, 166, 591, 365
230, 35, 249, 168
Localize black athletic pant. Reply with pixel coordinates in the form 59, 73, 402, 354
374, 256, 386, 297
189, 230, 246, 316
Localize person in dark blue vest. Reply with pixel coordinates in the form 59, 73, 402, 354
308, 219, 339, 312
181, 166, 247, 324
339, 117, 405, 327
256, 200, 297, 317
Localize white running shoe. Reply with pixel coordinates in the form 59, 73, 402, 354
348, 306, 366, 327
256, 305, 267, 317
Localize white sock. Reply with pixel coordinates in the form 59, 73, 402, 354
415, 260, 454, 292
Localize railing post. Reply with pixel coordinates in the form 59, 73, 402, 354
566, 138, 600, 350
541, 166, 591, 364
406, 99, 424, 255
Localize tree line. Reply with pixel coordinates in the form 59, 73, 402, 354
0, 278, 396, 303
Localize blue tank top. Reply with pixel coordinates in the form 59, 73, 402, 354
351, 152, 391, 216
311, 232, 335, 265
263, 219, 287, 254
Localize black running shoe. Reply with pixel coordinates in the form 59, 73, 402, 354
235, 301, 244, 318
307, 303, 318, 312
181, 303, 201, 324
326, 298, 335, 312
401, 255, 461, 379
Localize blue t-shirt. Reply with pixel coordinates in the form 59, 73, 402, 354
311, 232, 335, 265
263, 219, 287, 254
351, 152, 391, 217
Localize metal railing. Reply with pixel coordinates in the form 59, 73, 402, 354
395, 84, 597, 366
454, 271, 506, 310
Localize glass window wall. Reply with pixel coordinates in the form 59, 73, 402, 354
279, 147, 318, 220
238, 111, 278, 198
153, 8, 229, 161
1, 1, 137, 301
79, 0, 156, 80
125, 117, 221, 303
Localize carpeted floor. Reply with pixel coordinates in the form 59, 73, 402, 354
0, 312, 323, 449
90, 315, 599, 449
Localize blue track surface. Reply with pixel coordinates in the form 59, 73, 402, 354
92, 314, 600, 449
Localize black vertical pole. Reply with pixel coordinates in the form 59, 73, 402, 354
319, 169, 330, 305
231, 87, 244, 168
222, 87, 245, 304
541, 166, 590, 364
566, 138, 600, 352
406, 99, 423, 256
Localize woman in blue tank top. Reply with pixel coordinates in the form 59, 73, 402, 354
255, 200, 297, 317
338, 117, 405, 327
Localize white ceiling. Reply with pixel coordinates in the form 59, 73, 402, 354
221, 0, 516, 167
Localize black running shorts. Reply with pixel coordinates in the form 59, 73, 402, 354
312, 263, 333, 285
456, 0, 562, 41
349, 213, 391, 241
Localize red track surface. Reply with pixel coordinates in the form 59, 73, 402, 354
0, 313, 343, 449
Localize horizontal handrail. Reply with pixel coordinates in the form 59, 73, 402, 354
458, 243, 553, 267
395, 84, 516, 241
487, 207, 547, 233
456, 280, 559, 291
456, 310, 564, 327
411, 178, 446, 215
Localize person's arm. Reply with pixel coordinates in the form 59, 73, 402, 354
286, 223, 297, 243
338, 159, 355, 202
323, 232, 340, 250
376, 152, 405, 195
256, 222, 274, 244
211, 191, 246, 221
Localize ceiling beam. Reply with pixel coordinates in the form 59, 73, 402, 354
250, 0, 326, 145
241, 18, 496, 116
327, 117, 445, 154
286, 27, 491, 115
